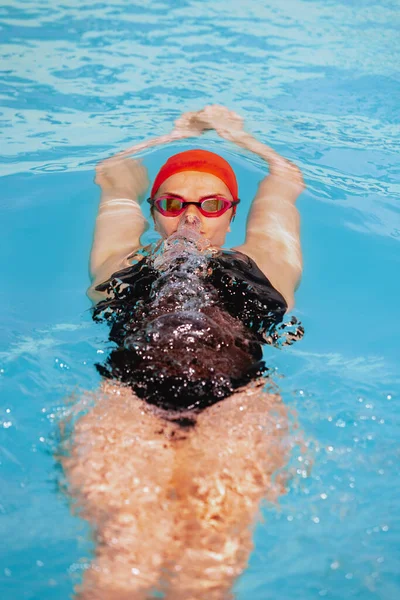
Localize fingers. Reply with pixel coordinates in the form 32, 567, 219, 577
200, 104, 243, 122
172, 106, 245, 141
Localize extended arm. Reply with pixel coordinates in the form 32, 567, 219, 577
229, 133, 304, 311
89, 116, 210, 303
88, 158, 149, 303
192, 106, 305, 310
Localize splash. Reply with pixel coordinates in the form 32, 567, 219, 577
149, 214, 215, 315
94, 215, 302, 411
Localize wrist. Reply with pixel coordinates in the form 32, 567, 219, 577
101, 187, 139, 200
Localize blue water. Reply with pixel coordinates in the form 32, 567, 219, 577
1, 1, 399, 598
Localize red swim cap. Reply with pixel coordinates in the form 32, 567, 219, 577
151, 149, 238, 200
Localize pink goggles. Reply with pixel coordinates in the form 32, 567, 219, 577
148, 194, 240, 218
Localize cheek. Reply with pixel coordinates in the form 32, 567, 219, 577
154, 214, 179, 237
206, 217, 230, 243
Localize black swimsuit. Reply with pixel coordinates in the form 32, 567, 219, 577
93, 250, 287, 412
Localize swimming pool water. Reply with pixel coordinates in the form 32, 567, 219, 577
1, 1, 399, 598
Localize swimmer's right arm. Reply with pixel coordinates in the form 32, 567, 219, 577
89, 120, 212, 303
88, 158, 149, 303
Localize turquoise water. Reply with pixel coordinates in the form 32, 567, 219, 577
1, 1, 399, 598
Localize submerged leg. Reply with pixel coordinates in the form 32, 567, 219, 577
60, 383, 178, 599
165, 384, 290, 600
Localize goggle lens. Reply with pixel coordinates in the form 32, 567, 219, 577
200, 197, 226, 213
158, 196, 183, 213
152, 195, 237, 217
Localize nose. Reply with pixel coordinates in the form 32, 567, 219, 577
178, 204, 203, 232
178, 212, 201, 231
185, 203, 202, 217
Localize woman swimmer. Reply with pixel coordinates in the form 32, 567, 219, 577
61, 105, 305, 600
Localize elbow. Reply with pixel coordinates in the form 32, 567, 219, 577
269, 160, 306, 193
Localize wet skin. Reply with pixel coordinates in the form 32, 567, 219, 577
61, 380, 290, 600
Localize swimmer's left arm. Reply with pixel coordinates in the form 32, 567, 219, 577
192, 106, 304, 311
235, 170, 303, 311
229, 135, 304, 310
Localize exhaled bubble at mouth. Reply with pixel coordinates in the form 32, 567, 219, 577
171, 213, 204, 246
154, 214, 211, 271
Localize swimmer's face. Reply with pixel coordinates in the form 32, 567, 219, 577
152, 171, 234, 246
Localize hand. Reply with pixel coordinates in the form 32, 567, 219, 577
95, 158, 149, 200
171, 105, 245, 141
171, 110, 212, 139
196, 105, 245, 141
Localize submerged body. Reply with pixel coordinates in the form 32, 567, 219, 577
63, 224, 299, 599
62, 106, 305, 599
